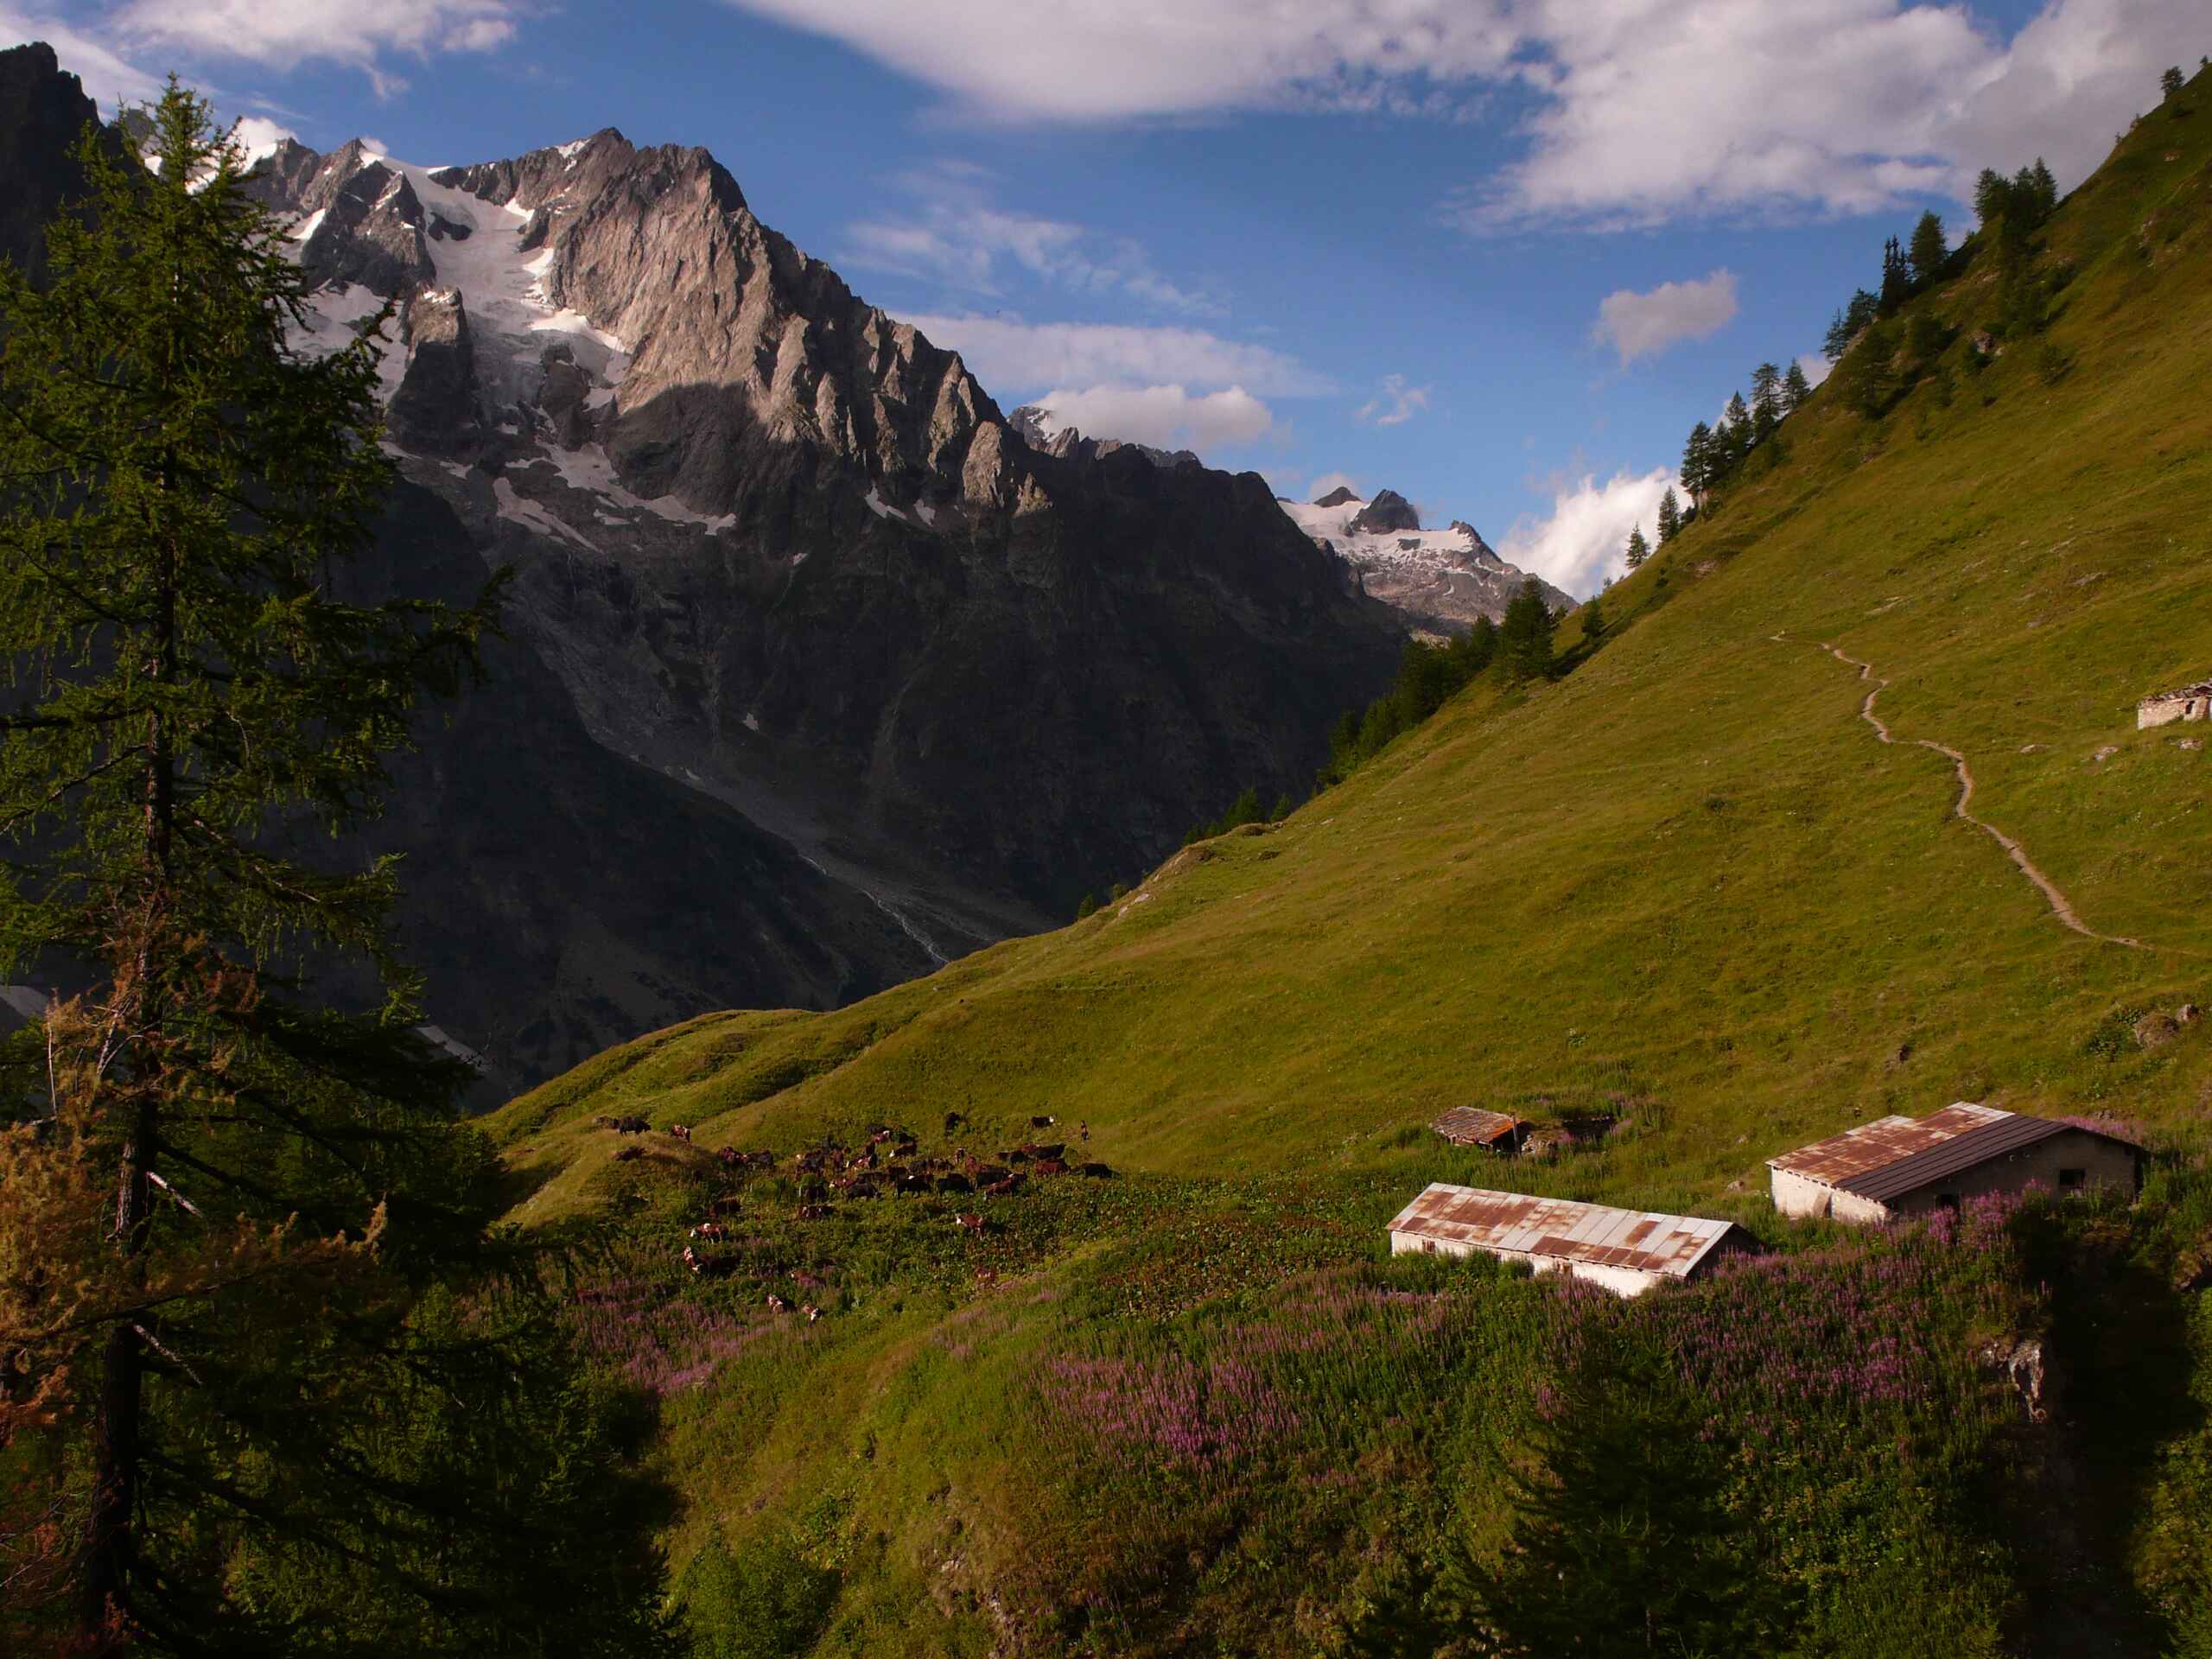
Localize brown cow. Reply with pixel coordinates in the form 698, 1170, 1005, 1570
1033, 1158, 1068, 1175
766, 1294, 790, 1313
690, 1222, 728, 1242
669, 1124, 692, 1141
954, 1212, 986, 1235
936, 1173, 974, 1195
984, 1175, 1023, 1198
803, 1305, 822, 1323
944, 1111, 966, 1134
612, 1145, 642, 1162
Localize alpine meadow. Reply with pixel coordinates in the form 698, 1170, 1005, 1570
3, 18, 2211, 1659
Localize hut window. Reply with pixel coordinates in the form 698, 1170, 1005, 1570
2058, 1168, 2087, 1191
1421, 1239, 1436, 1254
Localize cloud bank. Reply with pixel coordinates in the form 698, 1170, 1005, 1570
1503, 467, 1675, 599
1592, 270, 1738, 365
723, 0, 2207, 226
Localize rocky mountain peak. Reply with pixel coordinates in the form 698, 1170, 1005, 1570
1313, 485, 1363, 508
1347, 487, 1420, 535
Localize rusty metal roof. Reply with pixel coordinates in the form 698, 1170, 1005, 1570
2145, 679, 2212, 702
1767, 1103, 2141, 1203
1385, 1183, 1744, 1280
1430, 1107, 1526, 1147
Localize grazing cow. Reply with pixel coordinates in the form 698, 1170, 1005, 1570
868, 1127, 893, 1145
612, 1145, 642, 1162
1030, 1115, 1056, 1130
1027, 1143, 1065, 1161
682, 1246, 736, 1278
1078, 1162, 1115, 1179
803, 1305, 822, 1323
690, 1222, 728, 1242
669, 1124, 692, 1141
936, 1173, 973, 1195
944, 1111, 966, 1134
954, 1212, 986, 1235
1033, 1158, 1068, 1176
798, 1181, 830, 1203
974, 1166, 1009, 1187
612, 1116, 649, 1135
766, 1294, 789, 1313
893, 1140, 918, 1160
895, 1172, 931, 1196
715, 1146, 741, 1166
795, 1203, 831, 1221
848, 1179, 880, 1201
984, 1175, 1023, 1198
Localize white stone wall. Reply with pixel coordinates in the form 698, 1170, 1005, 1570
1878, 1131, 2139, 1217
1389, 1230, 1664, 1296
2139, 693, 2210, 729
1770, 1167, 1835, 1219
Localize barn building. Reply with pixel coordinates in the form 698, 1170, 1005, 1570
1429, 1106, 1530, 1151
2138, 679, 2212, 729
1767, 1103, 2143, 1224
1385, 1183, 1754, 1298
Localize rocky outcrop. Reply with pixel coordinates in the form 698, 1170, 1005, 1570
1278, 493, 1572, 633
213, 118, 1397, 1082
0, 42, 117, 284
1006, 404, 1201, 470
1347, 488, 1421, 536
1313, 486, 1362, 508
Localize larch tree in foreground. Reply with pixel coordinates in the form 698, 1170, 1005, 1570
0, 84, 671, 1656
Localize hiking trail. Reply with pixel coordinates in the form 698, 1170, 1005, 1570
1774, 633, 2145, 950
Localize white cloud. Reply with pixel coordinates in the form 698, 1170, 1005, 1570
722, 0, 2206, 228
104, 0, 518, 92
228, 113, 294, 162
898, 314, 1332, 398
1795, 351, 1834, 391
1502, 466, 1675, 599
1592, 270, 1738, 365
1355, 373, 1431, 427
842, 162, 1217, 313
1031, 384, 1274, 453
1306, 470, 1360, 500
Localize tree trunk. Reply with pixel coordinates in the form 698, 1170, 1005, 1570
79, 456, 177, 1645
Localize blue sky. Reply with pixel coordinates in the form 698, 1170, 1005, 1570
13, 0, 2205, 593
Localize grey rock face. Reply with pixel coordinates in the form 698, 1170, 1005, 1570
389, 289, 481, 455
226, 120, 1400, 1084
1313, 486, 1362, 508
1347, 488, 1421, 535
0, 42, 116, 286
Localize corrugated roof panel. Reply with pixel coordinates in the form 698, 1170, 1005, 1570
1765, 1103, 2005, 1186
1430, 1107, 1527, 1146
1387, 1184, 1741, 1280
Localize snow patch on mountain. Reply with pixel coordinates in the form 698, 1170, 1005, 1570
1278, 491, 1570, 631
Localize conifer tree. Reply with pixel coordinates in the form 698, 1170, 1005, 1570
1655, 486, 1681, 543
2162, 65, 2185, 101
1722, 391, 1751, 466
1877, 234, 1910, 314
1580, 594, 1605, 641
1624, 526, 1649, 569
1749, 362, 1783, 440
1973, 168, 2012, 228
1782, 360, 1812, 410
1498, 578, 1556, 682
1908, 210, 1948, 285
2029, 158, 2057, 218
0, 86, 669, 1656
1681, 423, 1713, 508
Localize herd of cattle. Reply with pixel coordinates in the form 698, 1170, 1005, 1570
590, 1112, 1116, 1319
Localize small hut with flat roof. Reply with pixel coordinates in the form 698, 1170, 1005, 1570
1385, 1182, 1754, 1298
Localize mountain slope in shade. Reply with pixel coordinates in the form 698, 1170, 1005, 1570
1280, 489, 1573, 632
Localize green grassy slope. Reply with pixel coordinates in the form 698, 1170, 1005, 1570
491, 80, 2212, 1658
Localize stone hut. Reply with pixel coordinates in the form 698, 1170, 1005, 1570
1385, 1182, 1755, 1298
2139, 680, 2212, 728
1429, 1106, 1530, 1152
1767, 1103, 2142, 1224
